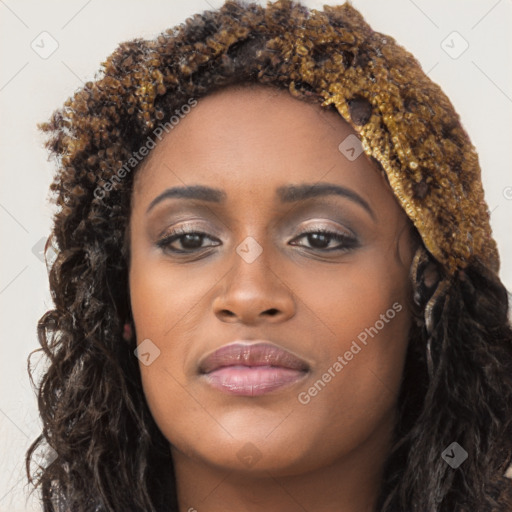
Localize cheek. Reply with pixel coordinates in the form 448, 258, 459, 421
292, 254, 410, 349
128, 255, 231, 439
295, 257, 411, 440
129, 254, 224, 341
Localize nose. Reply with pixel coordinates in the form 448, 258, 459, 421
212, 246, 296, 325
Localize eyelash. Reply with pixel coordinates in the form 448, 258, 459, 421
156, 226, 359, 254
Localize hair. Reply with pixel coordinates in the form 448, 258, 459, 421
26, 0, 512, 511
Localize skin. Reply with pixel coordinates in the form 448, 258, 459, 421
128, 84, 417, 512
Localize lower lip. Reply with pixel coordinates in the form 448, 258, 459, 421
202, 365, 308, 396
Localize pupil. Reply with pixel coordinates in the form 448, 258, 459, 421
309, 233, 329, 248
182, 233, 202, 248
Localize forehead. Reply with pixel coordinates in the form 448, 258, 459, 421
132, 85, 384, 207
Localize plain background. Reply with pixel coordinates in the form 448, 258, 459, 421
1, 0, 511, 510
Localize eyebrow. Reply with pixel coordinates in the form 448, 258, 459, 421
146, 182, 376, 221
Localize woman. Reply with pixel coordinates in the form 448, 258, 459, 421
26, 1, 512, 510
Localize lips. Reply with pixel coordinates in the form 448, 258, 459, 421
198, 341, 309, 373
198, 341, 310, 396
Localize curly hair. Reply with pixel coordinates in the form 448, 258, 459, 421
26, 0, 512, 511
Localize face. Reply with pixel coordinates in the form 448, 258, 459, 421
128, 85, 415, 476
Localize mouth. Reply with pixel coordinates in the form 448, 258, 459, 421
198, 341, 310, 396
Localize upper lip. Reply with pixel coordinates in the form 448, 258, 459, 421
198, 341, 310, 374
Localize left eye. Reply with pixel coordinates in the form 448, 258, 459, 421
289, 228, 358, 252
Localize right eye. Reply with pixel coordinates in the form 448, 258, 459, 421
156, 227, 221, 254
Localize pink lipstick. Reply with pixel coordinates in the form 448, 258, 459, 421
198, 341, 309, 396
